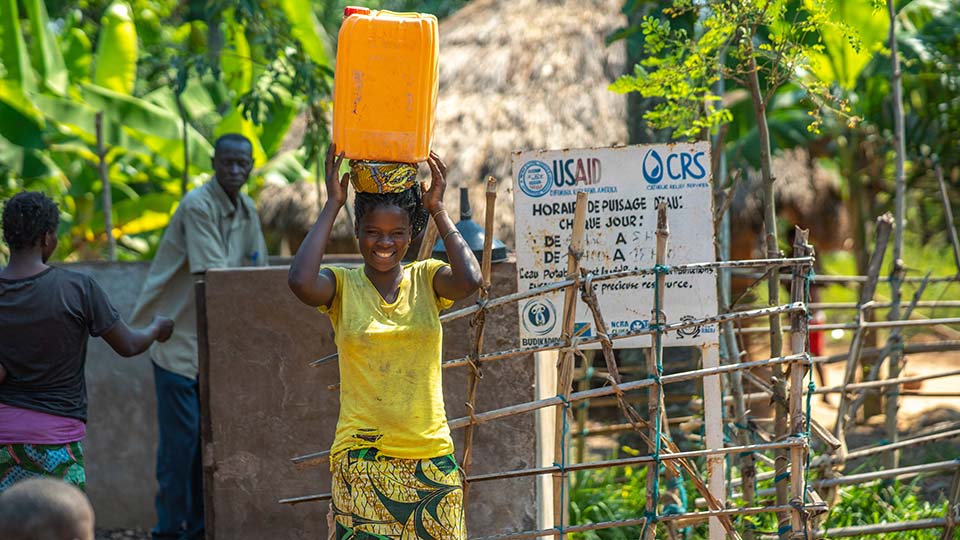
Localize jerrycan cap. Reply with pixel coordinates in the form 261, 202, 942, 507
343, 6, 371, 18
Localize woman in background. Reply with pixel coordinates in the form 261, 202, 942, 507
0, 192, 173, 491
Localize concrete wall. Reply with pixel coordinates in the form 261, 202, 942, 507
68, 262, 158, 529
201, 262, 537, 539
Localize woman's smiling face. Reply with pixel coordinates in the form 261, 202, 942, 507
358, 205, 412, 272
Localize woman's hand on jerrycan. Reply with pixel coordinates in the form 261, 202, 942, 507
325, 144, 350, 208
422, 151, 447, 215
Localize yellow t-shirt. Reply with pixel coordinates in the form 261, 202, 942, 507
320, 259, 455, 459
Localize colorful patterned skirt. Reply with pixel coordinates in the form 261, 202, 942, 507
331, 448, 465, 540
0, 442, 85, 492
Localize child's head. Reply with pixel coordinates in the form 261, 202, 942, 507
2, 191, 59, 260
354, 187, 428, 270
0, 478, 95, 540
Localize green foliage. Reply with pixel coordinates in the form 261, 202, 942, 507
568, 446, 952, 539
610, 0, 853, 142
825, 480, 949, 539
568, 447, 652, 540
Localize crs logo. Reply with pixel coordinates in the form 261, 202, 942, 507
642, 149, 709, 185
522, 298, 557, 335
676, 315, 702, 339
517, 160, 554, 198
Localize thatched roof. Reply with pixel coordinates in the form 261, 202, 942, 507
729, 148, 848, 259
265, 0, 628, 250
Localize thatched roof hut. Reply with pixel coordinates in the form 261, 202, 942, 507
262, 0, 628, 253
729, 148, 849, 261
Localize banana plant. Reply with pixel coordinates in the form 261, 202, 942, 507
0, 0, 328, 261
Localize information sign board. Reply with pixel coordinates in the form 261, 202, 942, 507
512, 143, 719, 348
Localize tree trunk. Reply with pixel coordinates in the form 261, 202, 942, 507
744, 43, 789, 539
884, 0, 907, 470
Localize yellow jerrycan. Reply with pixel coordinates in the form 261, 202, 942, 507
332, 7, 439, 164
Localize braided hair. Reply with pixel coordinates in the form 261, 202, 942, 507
2, 192, 59, 250
354, 185, 429, 238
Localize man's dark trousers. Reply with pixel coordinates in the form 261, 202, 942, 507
152, 362, 204, 540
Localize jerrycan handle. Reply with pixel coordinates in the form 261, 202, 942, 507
343, 6, 371, 18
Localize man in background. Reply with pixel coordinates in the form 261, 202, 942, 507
132, 133, 268, 540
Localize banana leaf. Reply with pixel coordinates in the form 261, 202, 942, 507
0, 0, 36, 92
280, 0, 330, 67
81, 83, 213, 171
805, 0, 889, 90
92, 1, 138, 95
62, 28, 93, 84
221, 15, 252, 97
23, 0, 68, 95
215, 105, 267, 167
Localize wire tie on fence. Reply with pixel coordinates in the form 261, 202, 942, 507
654, 264, 670, 274
778, 524, 793, 535
775, 472, 790, 483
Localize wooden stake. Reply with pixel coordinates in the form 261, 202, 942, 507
553, 191, 588, 538
462, 177, 497, 501
418, 219, 439, 261
833, 214, 894, 454
941, 466, 960, 540
936, 163, 960, 276
788, 227, 813, 537
643, 202, 669, 540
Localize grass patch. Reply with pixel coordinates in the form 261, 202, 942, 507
568, 447, 952, 540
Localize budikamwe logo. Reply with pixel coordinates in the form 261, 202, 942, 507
522, 298, 557, 335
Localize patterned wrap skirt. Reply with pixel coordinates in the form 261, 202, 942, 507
331, 448, 466, 540
0, 442, 85, 491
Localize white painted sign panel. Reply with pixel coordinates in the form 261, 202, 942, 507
512, 143, 719, 349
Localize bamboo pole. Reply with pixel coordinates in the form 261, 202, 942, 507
468, 505, 803, 540
461, 177, 497, 502
700, 459, 960, 505
810, 340, 960, 364
418, 219, 439, 261
751, 300, 960, 311
729, 271, 960, 284
95, 112, 116, 261
787, 228, 812, 537
834, 214, 893, 453
845, 273, 928, 421
811, 518, 948, 538
643, 202, 669, 540
812, 428, 960, 466
553, 191, 588, 538
437, 303, 806, 370
292, 353, 808, 469
283, 438, 809, 505
738, 316, 960, 334
573, 417, 696, 437
815, 368, 960, 394
936, 162, 960, 275
885, 0, 908, 467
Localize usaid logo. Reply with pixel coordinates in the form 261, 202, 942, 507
642, 149, 709, 185
518, 160, 554, 198
522, 298, 557, 336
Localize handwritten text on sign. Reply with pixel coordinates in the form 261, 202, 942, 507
512, 143, 719, 349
